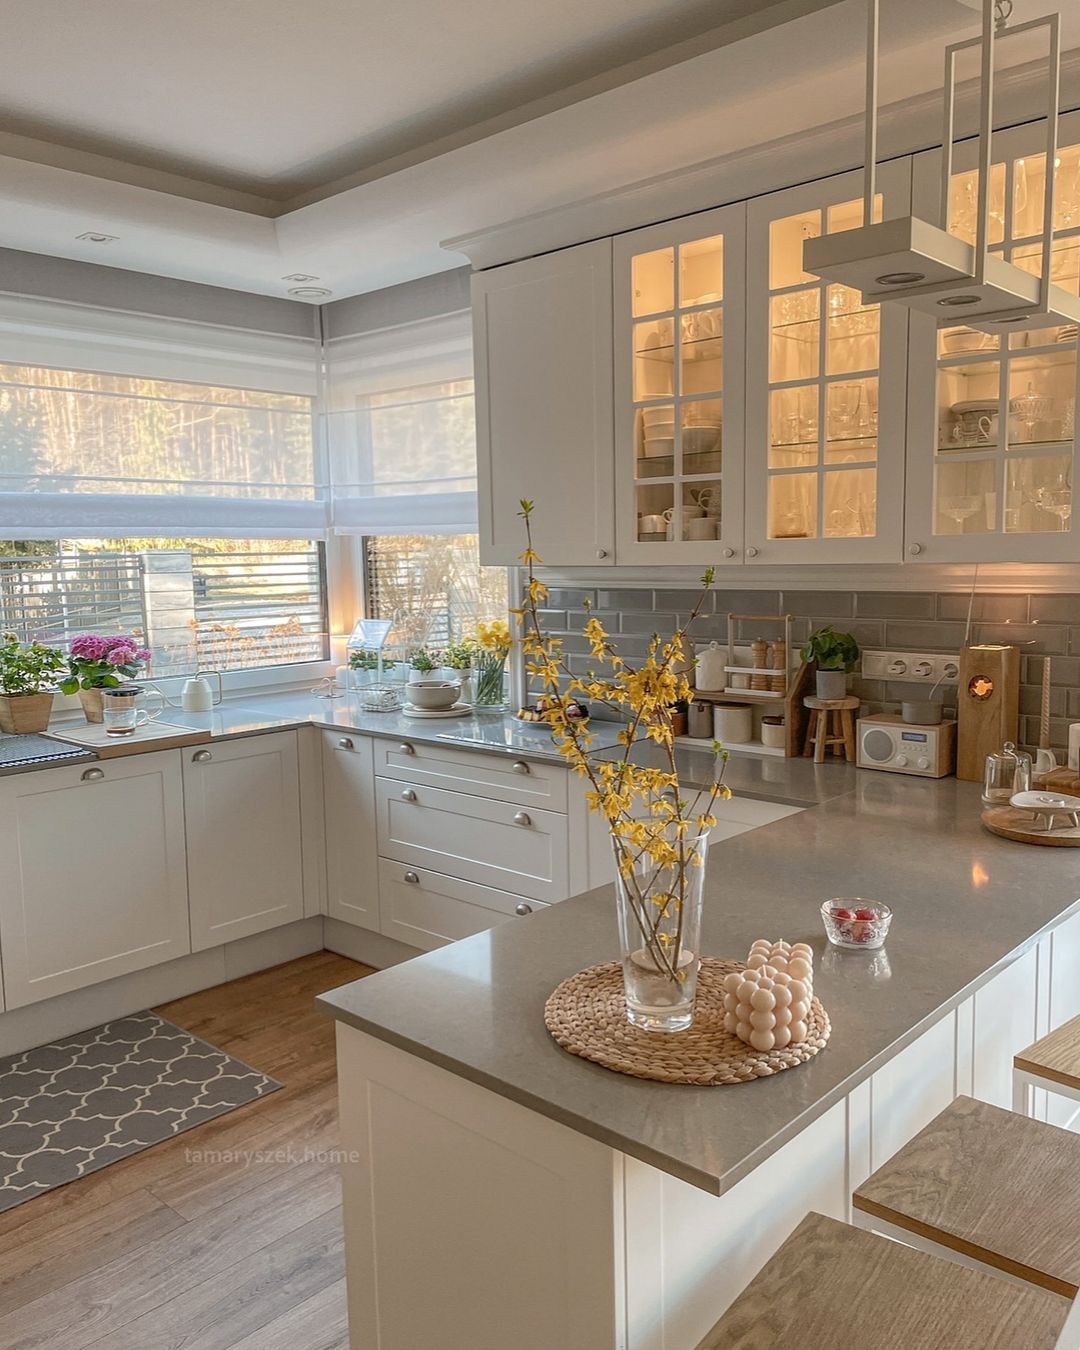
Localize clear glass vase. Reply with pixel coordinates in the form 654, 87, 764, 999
473, 653, 507, 712
613, 830, 709, 1033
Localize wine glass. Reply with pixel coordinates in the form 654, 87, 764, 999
829, 384, 862, 440
941, 495, 981, 531
1009, 382, 1055, 443
1036, 475, 1073, 531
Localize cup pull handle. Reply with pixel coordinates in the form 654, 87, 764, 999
514, 811, 532, 827
404, 871, 420, 884
192, 749, 213, 763
515, 902, 533, 916
398, 743, 415, 755
338, 737, 354, 750
511, 760, 530, 775
81, 767, 105, 782
401, 789, 417, 803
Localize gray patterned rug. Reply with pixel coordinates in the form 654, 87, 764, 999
0, 1011, 281, 1213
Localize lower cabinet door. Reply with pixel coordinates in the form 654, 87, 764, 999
323, 731, 379, 932
183, 731, 304, 951
378, 858, 547, 951
0, 750, 190, 1007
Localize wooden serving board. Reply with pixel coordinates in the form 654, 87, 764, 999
981, 806, 1080, 847
43, 721, 212, 759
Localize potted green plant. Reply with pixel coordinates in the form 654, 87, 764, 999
408, 648, 437, 684
800, 626, 860, 700
441, 638, 476, 699
0, 635, 67, 733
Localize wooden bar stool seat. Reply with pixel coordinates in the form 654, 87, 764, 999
695, 1210, 1067, 1349
1015, 1013, 1080, 1118
853, 1095, 1080, 1298
802, 695, 858, 763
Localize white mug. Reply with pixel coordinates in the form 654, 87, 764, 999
685, 518, 718, 541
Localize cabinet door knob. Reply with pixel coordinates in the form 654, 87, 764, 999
514, 811, 532, 827
398, 742, 415, 755
401, 789, 417, 802
746, 546, 759, 558
511, 760, 531, 775
908, 542, 923, 556
338, 737, 354, 750
515, 902, 533, 916
192, 750, 212, 763
81, 767, 105, 782
721, 547, 735, 558
404, 871, 420, 884
595, 548, 608, 559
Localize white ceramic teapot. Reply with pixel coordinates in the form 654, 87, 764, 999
694, 641, 726, 692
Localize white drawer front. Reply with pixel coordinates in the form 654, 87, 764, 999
378, 858, 547, 952
373, 737, 567, 811
375, 778, 568, 902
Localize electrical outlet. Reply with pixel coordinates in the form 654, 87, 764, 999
861, 650, 961, 684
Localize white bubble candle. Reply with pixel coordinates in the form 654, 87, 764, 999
721, 940, 814, 1052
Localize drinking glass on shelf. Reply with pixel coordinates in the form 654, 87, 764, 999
828, 383, 862, 439
941, 495, 982, 529
1009, 382, 1055, 442
1036, 476, 1073, 530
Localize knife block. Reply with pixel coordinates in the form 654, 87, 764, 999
956, 644, 1020, 782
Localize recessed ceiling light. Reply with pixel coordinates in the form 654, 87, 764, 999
937, 295, 981, 307
76, 231, 118, 244
288, 286, 332, 300
282, 273, 320, 283
875, 271, 925, 284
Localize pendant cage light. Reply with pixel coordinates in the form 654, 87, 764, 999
803, 0, 1080, 334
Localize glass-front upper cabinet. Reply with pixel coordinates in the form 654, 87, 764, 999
744, 164, 911, 564
613, 203, 746, 563
906, 114, 1080, 563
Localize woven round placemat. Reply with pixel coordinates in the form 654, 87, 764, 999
544, 957, 830, 1085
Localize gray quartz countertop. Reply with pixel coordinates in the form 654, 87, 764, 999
318, 769, 1080, 1196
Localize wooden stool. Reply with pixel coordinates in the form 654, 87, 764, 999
695, 1210, 1068, 1349
802, 695, 858, 763
852, 1095, 1080, 1299
1015, 1013, 1080, 1120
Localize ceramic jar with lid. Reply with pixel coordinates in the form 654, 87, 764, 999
695, 641, 726, 692
714, 703, 753, 744
760, 715, 786, 749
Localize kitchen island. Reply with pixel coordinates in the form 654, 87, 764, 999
318, 768, 1080, 1350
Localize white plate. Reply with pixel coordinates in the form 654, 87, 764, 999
401, 702, 472, 719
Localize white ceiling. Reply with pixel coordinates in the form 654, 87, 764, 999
0, 0, 1076, 303
0, 0, 810, 202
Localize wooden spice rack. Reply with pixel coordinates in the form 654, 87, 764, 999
687, 614, 812, 757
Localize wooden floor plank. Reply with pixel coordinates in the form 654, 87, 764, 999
0, 951, 374, 1350
84, 1205, 345, 1350
0, 1188, 185, 1317
225, 1278, 349, 1350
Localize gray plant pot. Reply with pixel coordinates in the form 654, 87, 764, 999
815, 669, 848, 700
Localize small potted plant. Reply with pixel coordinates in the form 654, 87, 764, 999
60, 634, 152, 723
800, 626, 860, 700
408, 648, 437, 684
0, 635, 66, 733
441, 638, 476, 700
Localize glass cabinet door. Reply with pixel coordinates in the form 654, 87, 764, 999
906, 115, 1080, 563
613, 203, 746, 562
744, 164, 910, 563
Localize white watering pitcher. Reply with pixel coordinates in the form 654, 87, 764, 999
180, 670, 223, 712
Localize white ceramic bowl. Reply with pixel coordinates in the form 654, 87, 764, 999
407, 680, 460, 710
642, 407, 675, 426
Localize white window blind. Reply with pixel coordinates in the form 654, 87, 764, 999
0, 295, 325, 539
325, 310, 477, 535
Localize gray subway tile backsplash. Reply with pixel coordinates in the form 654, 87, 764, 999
532, 584, 1080, 756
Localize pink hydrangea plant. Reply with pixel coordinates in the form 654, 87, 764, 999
61, 633, 151, 692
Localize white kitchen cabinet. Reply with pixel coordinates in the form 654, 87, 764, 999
0, 751, 189, 1007
378, 858, 548, 952
744, 163, 911, 565
375, 777, 568, 904
323, 731, 380, 932
472, 240, 615, 566
905, 112, 1080, 564
184, 731, 304, 952
613, 203, 746, 564
373, 736, 567, 810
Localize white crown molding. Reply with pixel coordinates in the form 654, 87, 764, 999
446, 50, 1080, 271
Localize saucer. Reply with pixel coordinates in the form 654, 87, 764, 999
401, 702, 472, 719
